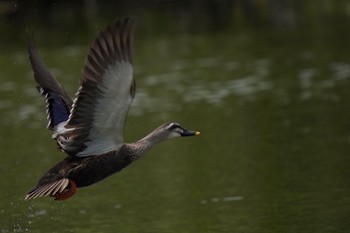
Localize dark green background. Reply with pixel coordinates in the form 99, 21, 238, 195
1, 1, 350, 232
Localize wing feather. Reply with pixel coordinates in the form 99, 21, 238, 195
56, 18, 135, 157
26, 33, 73, 131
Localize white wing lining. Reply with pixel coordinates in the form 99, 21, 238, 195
76, 61, 133, 156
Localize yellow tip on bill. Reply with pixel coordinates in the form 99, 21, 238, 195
195, 131, 201, 136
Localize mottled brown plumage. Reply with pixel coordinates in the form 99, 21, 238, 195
25, 18, 199, 201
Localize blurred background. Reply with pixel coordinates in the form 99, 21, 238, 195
1, 0, 350, 232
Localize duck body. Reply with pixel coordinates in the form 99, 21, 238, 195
27, 141, 151, 200
25, 18, 199, 201
68, 146, 136, 187
35, 145, 138, 189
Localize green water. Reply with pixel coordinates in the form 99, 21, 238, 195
2, 1, 350, 232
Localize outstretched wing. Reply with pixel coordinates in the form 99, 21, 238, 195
55, 18, 136, 157
27, 34, 73, 130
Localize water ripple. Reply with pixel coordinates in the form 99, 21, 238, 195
200, 195, 243, 204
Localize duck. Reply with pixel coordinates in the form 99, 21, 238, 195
25, 18, 200, 201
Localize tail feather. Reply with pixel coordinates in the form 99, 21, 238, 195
25, 179, 70, 200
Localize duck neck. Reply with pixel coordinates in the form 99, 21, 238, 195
139, 131, 167, 146
126, 132, 165, 161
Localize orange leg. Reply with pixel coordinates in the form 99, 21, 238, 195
54, 180, 77, 201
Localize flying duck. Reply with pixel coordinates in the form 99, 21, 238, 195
25, 18, 200, 200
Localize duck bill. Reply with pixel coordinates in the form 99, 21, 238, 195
181, 129, 201, 137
